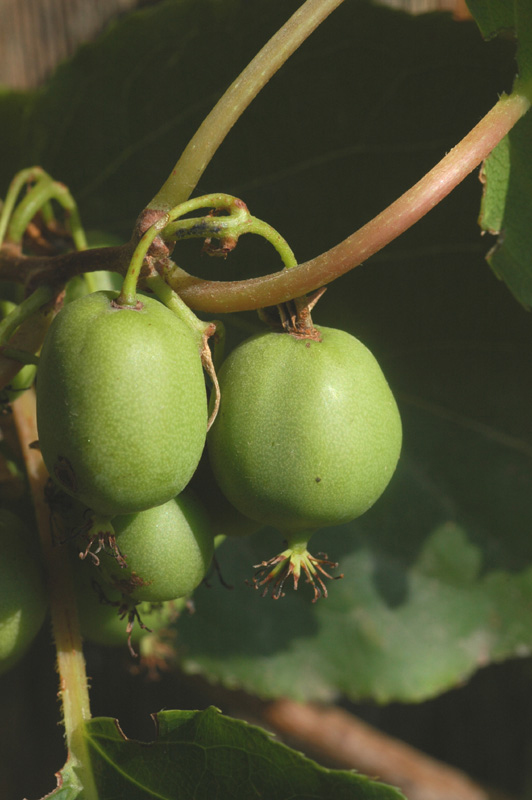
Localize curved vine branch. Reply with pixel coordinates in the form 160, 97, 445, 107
0, 243, 133, 290
0, 92, 528, 314
165, 91, 530, 312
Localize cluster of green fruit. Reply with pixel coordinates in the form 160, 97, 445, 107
1, 288, 215, 674
38, 290, 215, 655
0, 275, 402, 674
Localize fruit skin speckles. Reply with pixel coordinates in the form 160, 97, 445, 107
36, 290, 208, 516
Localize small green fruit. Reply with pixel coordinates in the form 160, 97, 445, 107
0, 300, 37, 402
0, 509, 47, 675
98, 492, 214, 603
36, 291, 208, 516
72, 554, 181, 648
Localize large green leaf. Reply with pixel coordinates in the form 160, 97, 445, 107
177, 211, 532, 703
78, 709, 405, 799
0, 0, 302, 238
179, 418, 532, 702
466, 0, 518, 39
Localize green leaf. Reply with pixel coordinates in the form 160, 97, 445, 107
466, 1, 516, 39
467, 1, 532, 83
468, 0, 532, 306
81, 708, 405, 799
40, 761, 84, 799
479, 112, 532, 305
178, 481, 532, 703
0, 0, 304, 238
40, 709, 405, 798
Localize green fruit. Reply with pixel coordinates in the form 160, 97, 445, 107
98, 492, 214, 603
0, 300, 37, 402
64, 270, 122, 304
207, 325, 401, 600
188, 452, 262, 539
0, 509, 47, 675
36, 291, 208, 516
208, 326, 402, 531
72, 555, 181, 648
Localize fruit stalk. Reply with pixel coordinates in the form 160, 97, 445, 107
12, 389, 97, 799
0, 167, 47, 247
166, 91, 531, 312
6, 174, 88, 251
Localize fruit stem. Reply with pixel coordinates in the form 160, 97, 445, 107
118, 193, 249, 306
6, 174, 88, 252
0, 346, 39, 365
12, 389, 98, 799
247, 217, 298, 269
118, 213, 170, 306
0, 166, 47, 247
161, 205, 250, 242
163, 90, 531, 312
0, 285, 53, 347
1, 93, 528, 313
163, 211, 296, 268
145, 274, 210, 344
147, 0, 345, 211
6, 175, 55, 243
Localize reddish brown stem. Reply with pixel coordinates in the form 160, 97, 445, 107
263, 700, 505, 800
0, 243, 133, 289
166, 93, 530, 312
0, 95, 528, 315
